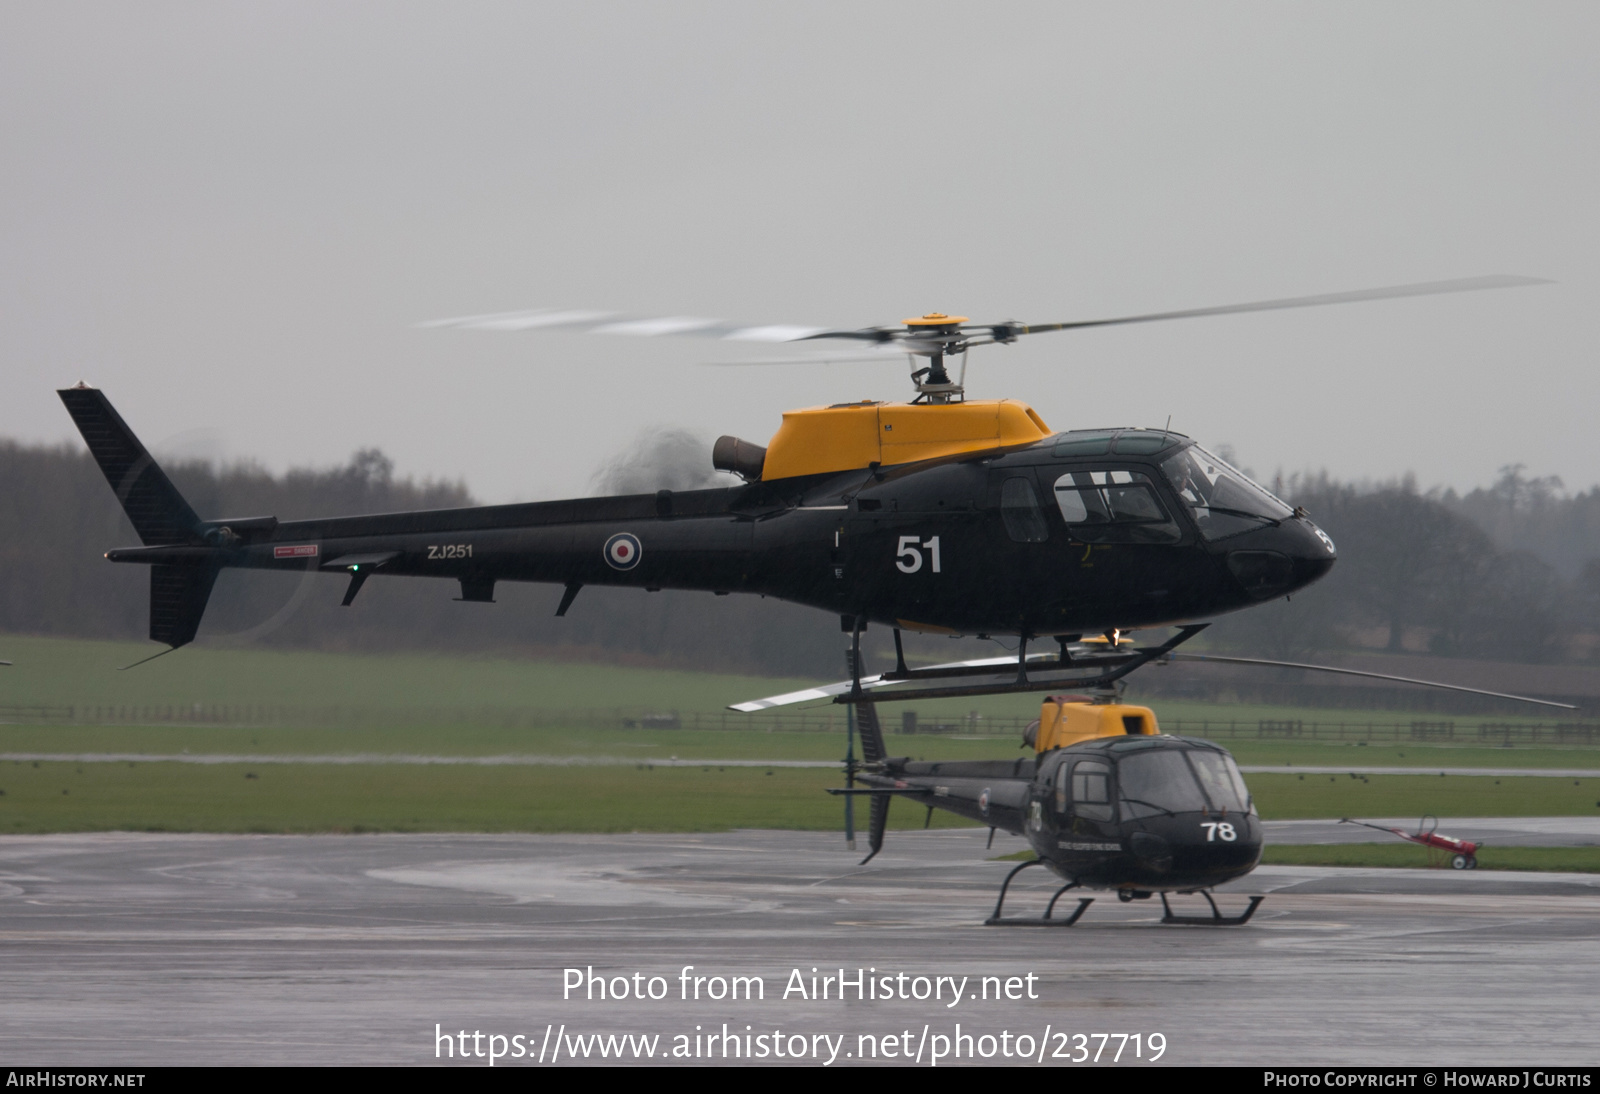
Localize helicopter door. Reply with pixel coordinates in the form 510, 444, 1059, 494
975, 471, 1054, 628
998, 476, 1050, 544
1067, 760, 1114, 824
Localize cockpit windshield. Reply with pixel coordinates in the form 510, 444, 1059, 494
1160, 445, 1293, 541
1116, 747, 1254, 818
1117, 750, 1207, 819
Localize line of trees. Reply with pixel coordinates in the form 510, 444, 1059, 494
1206, 465, 1600, 663
0, 438, 852, 676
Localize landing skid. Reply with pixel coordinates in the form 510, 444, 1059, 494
1158, 890, 1265, 926
984, 862, 1266, 927
984, 860, 1095, 927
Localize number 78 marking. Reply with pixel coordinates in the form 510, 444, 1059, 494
895, 535, 942, 574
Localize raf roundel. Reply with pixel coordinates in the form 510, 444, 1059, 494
604, 532, 643, 571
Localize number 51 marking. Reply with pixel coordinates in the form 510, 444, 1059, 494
895, 535, 942, 574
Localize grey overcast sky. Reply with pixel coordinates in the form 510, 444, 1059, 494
2, 2, 1595, 503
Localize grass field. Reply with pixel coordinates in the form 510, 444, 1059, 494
3, 723, 1600, 773
0, 760, 975, 834
1, 632, 1597, 835
2, 632, 1590, 733
1246, 773, 1600, 819
0, 633, 821, 715
3, 633, 1597, 765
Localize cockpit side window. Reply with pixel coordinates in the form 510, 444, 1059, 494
1159, 445, 1293, 542
1000, 476, 1049, 543
1051, 469, 1181, 544
1069, 760, 1113, 822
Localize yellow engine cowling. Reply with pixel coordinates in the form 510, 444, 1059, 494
1027, 697, 1160, 754
759, 399, 1052, 481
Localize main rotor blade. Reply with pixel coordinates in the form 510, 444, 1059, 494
704, 347, 913, 367
1165, 652, 1577, 710
419, 308, 836, 343
729, 675, 895, 712
1010, 275, 1551, 337
421, 274, 1551, 359
730, 652, 1053, 711
729, 647, 1131, 711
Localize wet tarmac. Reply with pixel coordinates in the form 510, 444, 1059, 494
1, 826, 1597, 1066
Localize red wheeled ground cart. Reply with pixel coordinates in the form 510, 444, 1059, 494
1340, 816, 1480, 869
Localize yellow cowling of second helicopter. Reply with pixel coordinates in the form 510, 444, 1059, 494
1035, 700, 1160, 754
760, 400, 1051, 481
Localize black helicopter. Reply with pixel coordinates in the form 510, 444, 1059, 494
836, 685, 1271, 928
727, 613, 1569, 927
61, 275, 1542, 659
62, 274, 1565, 924
732, 622, 1276, 925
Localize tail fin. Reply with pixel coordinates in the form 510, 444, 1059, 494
150, 564, 219, 648
861, 787, 890, 865
60, 386, 217, 650
851, 700, 891, 864
856, 699, 887, 764
58, 385, 201, 545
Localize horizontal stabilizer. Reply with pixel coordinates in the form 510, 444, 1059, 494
320, 552, 400, 571
59, 386, 201, 545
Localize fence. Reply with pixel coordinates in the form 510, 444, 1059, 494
1156, 718, 1600, 745
0, 703, 1037, 736
1, 703, 1596, 746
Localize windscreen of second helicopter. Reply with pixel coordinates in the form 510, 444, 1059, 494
1116, 750, 1208, 819
1116, 749, 1251, 819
